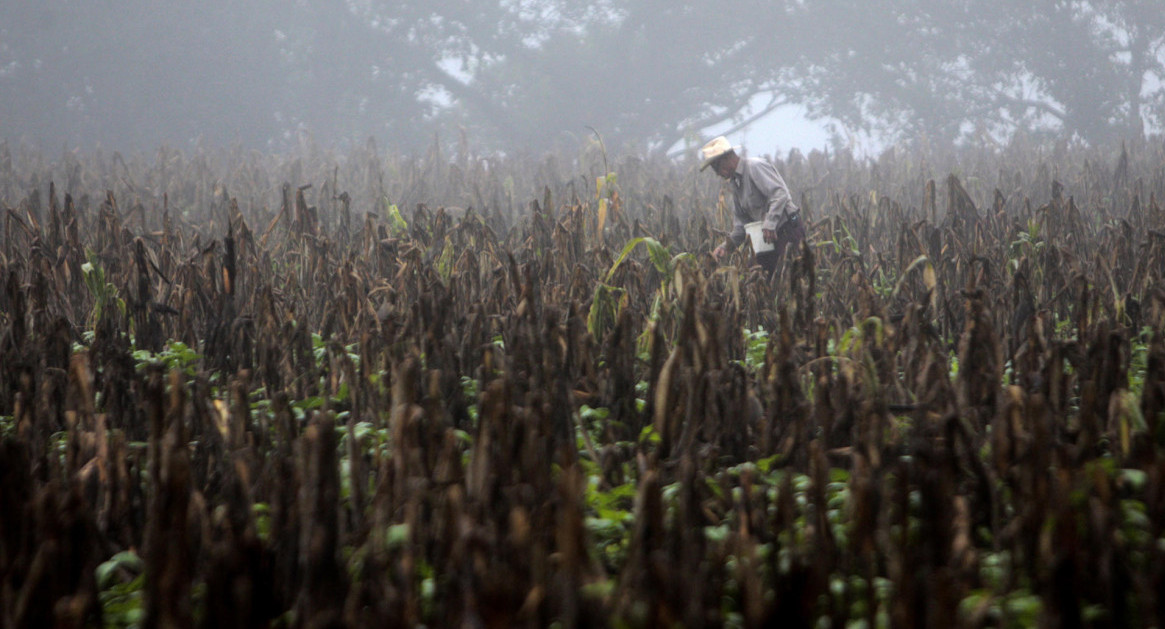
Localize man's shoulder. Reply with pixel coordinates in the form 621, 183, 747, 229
740, 156, 778, 178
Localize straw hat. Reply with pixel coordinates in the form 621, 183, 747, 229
699, 136, 737, 171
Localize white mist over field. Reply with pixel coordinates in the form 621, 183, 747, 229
0, 2, 1161, 155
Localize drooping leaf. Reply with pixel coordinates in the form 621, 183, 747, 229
644, 238, 671, 275
605, 237, 647, 282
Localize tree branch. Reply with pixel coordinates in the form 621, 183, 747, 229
663, 92, 790, 158
414, 60, 523, 144
987, 88, 1067, 122
716, 94, 792, 141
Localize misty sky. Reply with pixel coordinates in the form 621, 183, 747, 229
711, 103, 839, 158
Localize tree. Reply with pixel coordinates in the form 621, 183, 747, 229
974, 0, 1165, 143
460, 1, 803, 153
0, 0, 808, 153
3, 0, 1158, 153
345, 0, 807, 154
784, 0, 1165, 145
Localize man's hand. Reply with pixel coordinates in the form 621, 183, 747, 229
713, 244, 728, 261
762, 228, 778, 243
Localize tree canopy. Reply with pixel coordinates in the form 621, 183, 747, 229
787, 0, 1165, 145
1, 0, 1161, 153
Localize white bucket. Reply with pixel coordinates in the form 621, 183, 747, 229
744, 221, 774, 253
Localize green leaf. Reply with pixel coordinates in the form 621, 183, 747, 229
96, 550, 143, 588
386, 523, 410, 548
644, 238, 671, 275
1121, 468, 1148, 492
435, 236, 456, 283
756, 453, 783, 474
605, 237, 647, 282
385, 202, 409, 236
580, 405, 610, 422
704, 524, 730, 543
638, 424, 660, 445
587, 283, 625, 339
829, 468, 850, 483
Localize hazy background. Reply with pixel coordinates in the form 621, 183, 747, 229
2, 1, 1162, 158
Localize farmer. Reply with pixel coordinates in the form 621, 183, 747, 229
702, 136, 805, 274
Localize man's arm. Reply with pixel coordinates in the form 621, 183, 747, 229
714, 218, 746, 261
726, 219, 746, 251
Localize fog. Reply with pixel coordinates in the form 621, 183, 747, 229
1, 1, 1162, 156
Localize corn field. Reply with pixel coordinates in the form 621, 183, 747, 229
3, 137, 1165, 627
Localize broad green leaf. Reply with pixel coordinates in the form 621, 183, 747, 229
605, 237, 646, 282
386, 202, 408, 236
644, 238, 671, 275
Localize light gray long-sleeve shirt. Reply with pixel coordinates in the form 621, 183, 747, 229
726, 156, 799, 250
